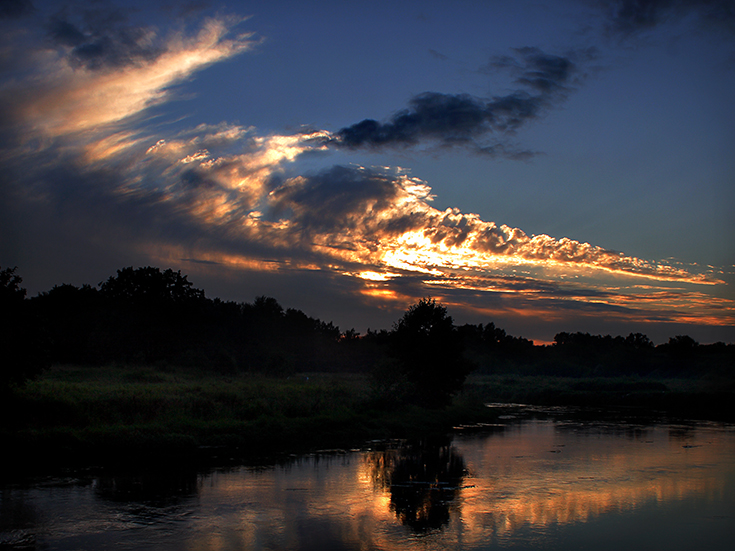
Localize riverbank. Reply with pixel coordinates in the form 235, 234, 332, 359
465, 373, 735, 421
1, 365, 495, 469
3, 365, 733, 470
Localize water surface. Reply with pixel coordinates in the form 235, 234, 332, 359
2, 408, 734, 550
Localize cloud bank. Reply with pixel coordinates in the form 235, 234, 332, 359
1, 2, 732, 337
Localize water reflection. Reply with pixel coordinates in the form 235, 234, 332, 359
0, 489, 39, 549
366, 437, 467, 532
453, 418, 735, 549
1, 414, 733, 550
95, 468, 199, 504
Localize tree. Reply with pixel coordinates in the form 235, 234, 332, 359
99, 266, 205, 305
0, 265, 25, 303
624, 332, 654, 350
31, 283, 102, 364
95, 267, 207, 364
663, 335, 699, 352
390, 298, 471, 408
0, 267, 48, 391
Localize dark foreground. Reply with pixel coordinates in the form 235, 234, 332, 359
2, 364, 733, 473
2, 408, 734, 551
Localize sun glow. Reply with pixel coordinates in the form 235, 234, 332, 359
354, 271, 400, 281
360, 288, 400, 300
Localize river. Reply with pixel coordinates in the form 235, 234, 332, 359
2, 406, 734, 550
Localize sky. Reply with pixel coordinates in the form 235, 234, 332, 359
1, 0, 734, 344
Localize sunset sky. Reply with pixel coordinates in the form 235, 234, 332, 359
1, 0, 733, 344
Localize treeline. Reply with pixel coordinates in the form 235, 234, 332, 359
462, 329, 733, 378
1, 266, 358, 380
2, 265, 733, 391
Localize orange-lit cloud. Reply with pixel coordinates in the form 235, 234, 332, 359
1, 16, 256, 143
1, 5, 732, 338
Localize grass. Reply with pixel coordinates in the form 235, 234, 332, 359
3, 365, 732, 471
1, 365, 497, 469
19, 365, 365, 426
463, 373, 735, 419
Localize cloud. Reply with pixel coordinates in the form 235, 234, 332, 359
0, 12, 256, 143
428, 48, 447, 60
256, 165, 718, 287
45, 7, 166, 71
0, 8, 266, 274
268, 166, 401, 237
0, 0, 33, 19
333, 92, 541, 150
3, 88, 727, 326
331, 47, 592, 155
1, 2, 731, 337
595, 0, 735, 35
9, 88, 718, 295
489, 47, 583, 94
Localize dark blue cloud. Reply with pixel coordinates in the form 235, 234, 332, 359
335, 91, 541, 149
491, 47, 579, 93
0, 0, 33, 19
598, 0, 735, 35
332, 47, 587, 155
268, 166, 399, 233
45, 6, 165, 70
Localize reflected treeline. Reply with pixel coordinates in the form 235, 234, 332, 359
2, 423, 733, 550
94, 468, 200, 506
366, 438, 467, 533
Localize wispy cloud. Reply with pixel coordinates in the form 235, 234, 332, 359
0, 10, 256, 144
45, 6, 164, 70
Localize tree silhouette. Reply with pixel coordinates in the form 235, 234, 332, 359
391, 298, 471, 408
31, 283, 102, 364
663, 335, 699, 352
0, 266, 25, 304
0, 266, 48, 390
95, 267, 207, 364
99, 266, 205, 305
5, 264, 731, 388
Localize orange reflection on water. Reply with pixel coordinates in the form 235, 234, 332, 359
449, 420, 733, 547
183, 419, 733, 551
188, 456, 399, 551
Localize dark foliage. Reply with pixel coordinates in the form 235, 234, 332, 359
22, 267, 351, 375
389, 298, 473, 408
99, 266, 205, 305
0, 266, 49, 391
458, 321, 535, 373
2, 265, 733, 399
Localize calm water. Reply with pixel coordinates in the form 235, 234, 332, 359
2, 408, 734, 550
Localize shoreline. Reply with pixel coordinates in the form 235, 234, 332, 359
3, 365, 733, 473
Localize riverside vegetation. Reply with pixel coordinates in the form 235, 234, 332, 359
1, 265, 733, 468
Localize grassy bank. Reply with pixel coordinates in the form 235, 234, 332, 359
3, 365, 732, 470
464, 374, 735, 420
1, 365, 493, 468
